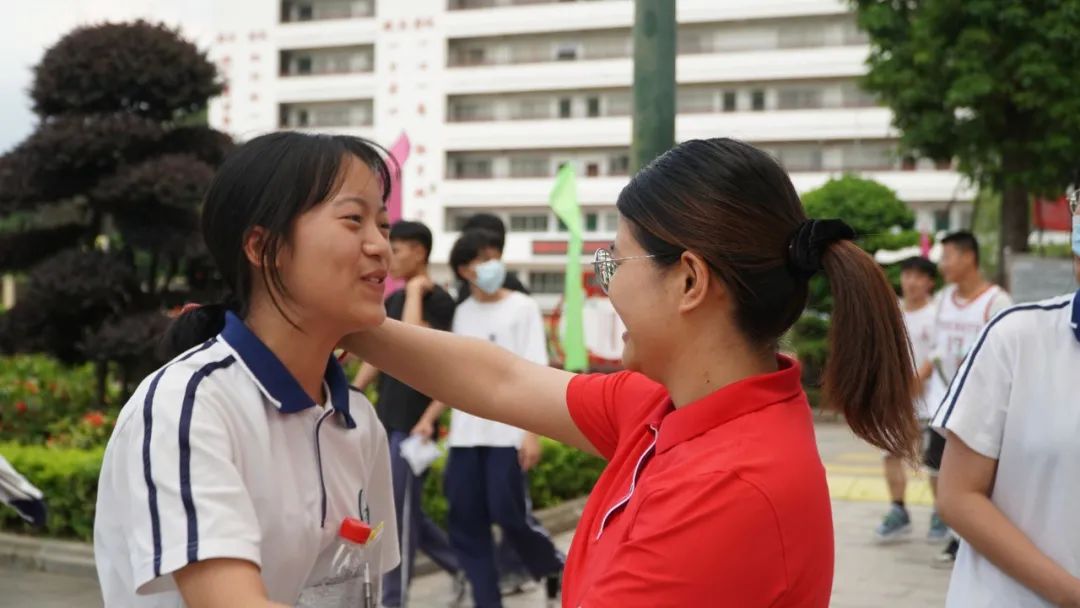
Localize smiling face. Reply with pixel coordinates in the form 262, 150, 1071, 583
271, 155, 391, 334
606, 217, 683, 375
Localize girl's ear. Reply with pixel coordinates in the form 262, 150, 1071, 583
244, 227, 268, 267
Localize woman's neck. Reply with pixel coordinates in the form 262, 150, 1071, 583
244, 302, 337, 404
661, 330, 777, 409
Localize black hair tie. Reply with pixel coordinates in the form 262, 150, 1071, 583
786, 219, 856, 280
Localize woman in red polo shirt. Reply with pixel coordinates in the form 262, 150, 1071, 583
345, 138, 919, 607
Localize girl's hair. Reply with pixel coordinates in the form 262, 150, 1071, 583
616, 138, 919, 459
160, 132, 394, 359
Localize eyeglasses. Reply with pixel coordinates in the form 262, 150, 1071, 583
592, 248, 656, 294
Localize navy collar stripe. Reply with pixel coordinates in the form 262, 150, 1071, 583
935, 298, 1072, 429
1071, 289, 1080, 343
220, 312, 356, 428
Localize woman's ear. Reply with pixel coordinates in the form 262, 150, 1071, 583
677, 251, 716, 313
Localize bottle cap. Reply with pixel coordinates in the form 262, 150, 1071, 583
339, 517, 373, 545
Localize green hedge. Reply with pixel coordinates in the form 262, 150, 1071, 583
1, 438, 604, 542
0, 443, 103, 540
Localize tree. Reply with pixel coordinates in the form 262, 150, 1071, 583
0, 21, 231, 398
851, 0, 1080, 278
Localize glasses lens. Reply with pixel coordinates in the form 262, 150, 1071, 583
593, 249, 613, 293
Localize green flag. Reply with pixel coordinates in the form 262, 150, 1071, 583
549, 164, 588, 371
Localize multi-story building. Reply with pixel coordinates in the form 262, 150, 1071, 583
209, 0, 975, 311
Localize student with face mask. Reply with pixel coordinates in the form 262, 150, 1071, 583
412, 229, 564, 608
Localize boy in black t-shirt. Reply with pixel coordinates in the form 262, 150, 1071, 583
354, 221, 464, 607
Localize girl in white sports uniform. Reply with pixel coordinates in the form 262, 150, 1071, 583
931, 195, 1080, 606
94, 133, 399, 607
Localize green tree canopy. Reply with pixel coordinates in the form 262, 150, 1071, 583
851, 0, 1080, 270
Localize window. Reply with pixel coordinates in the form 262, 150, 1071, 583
678, 88, 715, 114
558, 98, 572, 119
603, 211, 619, 231
450, 101, 492, 122
608, 154, 630, 175
298, 5, 314, 20
452, 158, 493, 179
447, 212, 474, 231
297, 56, 313, 75
778, 24, 826, 49
585, 162, 600, 177
722, 91, 737, 112
934, 210, 951, 232
509, 157, 550, 178
587, 96, 601, 118
778, 88, 823, 110
607, 93, 632, 116
466, 47, 486, 65
530, 271, 566, 295
556, 43, 579, 61
509, 213, 550, 232
297, 109, 309, 127
751, 90, 766, 111
585, 213, 598, 232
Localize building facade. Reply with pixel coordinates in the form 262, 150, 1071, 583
208, 0, 975, 310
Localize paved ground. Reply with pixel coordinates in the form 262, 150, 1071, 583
0, 422, 951, 607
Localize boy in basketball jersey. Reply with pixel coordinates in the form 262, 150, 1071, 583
928, 231, 1012, 566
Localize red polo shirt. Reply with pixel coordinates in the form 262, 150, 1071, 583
562, 356, 833, 607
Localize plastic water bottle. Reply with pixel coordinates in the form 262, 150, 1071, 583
298, 517, 384, 608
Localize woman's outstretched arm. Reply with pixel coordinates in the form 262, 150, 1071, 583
342, 319, 597, 455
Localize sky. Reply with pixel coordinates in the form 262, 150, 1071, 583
1, 0, 217, 153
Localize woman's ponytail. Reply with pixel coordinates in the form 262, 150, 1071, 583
821, 240, 920, 461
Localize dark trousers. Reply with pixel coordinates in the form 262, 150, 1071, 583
445, 446, 564, 608
382, 431, 460, 607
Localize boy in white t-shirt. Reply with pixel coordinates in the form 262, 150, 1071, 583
420, 229, 564, 608
875, 256, 946, 543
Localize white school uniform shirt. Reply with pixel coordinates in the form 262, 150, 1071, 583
94, 312, 398, 607
447, 291, 549, 448
932, 290, 1080, 607
902, 298, 944, 420
933, 283, 1013, 384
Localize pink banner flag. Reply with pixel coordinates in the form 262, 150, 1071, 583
385, 133, 411, 295
386, 132, 411, 224
919, 231, 931, 258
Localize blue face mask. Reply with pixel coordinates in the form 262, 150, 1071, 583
1073, 215, 1080, 258
474, 259, 506, 295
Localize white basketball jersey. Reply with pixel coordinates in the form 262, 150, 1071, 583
934, 284, 1006, 383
